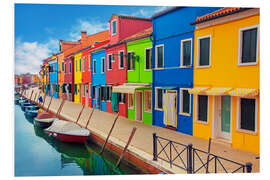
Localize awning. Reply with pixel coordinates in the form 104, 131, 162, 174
188, 87, 210, 94
112, 83, 151, 94
204, 87, 233, 96
161, 86, 178, 90
228, 88, 259, 97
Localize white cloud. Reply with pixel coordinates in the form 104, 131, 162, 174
130, 6, 169, 17
68, 19, 109, 41
15, 38, 59, 75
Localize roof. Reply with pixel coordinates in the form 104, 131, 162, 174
122, 27, 153, 43
152, 7, 184, 19
191, 7, 252, 25
70, 40, 110, 56
110, 14, 152, 21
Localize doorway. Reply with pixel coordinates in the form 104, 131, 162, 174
214, 96, 232, 141
163, 90, 177, 129
85, 84, 88, 106
135, 91, 142, 121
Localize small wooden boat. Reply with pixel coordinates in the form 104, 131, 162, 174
44, 120, 90, 144
25, 105, 40, 111
21, 103, 35, 112
34, 112, 57, 129
25, 109, 39, 118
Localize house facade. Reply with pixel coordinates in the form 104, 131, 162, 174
107, 14, 152, 117
189, 8, 260, 154
151, 7, 220, 135
63, 55, 74, 101
74, 52, 82, 104
48, 56, 59, 98
57, 52, 65, 99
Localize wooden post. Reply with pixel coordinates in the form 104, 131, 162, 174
47, 96, 53, 112
76, 104, 85, 124
56, 99, 65, 118
29, 90, 34, 101
85, 104, 95, 129
100, 113, 120, 154
36, 91, 41, 104
206, 138, 212, 173
32, 92, 37, 103
116, 127, 137, 167
42, 95, 47, 108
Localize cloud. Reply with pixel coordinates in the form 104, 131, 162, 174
130, 6, 169, 17
15, 38, 59, 75
68, 19, 109, 41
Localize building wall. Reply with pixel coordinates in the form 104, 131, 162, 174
81, 48, 91, 107
64, 57, 74, 101
57, 53, 65, 98
193, 12, 260, 154
48, 57, 58, 98
74, 52, 82, 104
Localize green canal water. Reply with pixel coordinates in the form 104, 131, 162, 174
14, 102, 145, 176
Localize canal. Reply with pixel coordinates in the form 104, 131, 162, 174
14, 102, 146, 176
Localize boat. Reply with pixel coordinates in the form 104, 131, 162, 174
44, 120, 90, 144
25, 105, 40, 111
21, 103, 35, 112
25, 109, 39, 118
34, 112, 58, 129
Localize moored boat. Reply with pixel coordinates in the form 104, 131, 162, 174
25, 109, 39, 118
44, 120, 90, 144
21, 103, 35, 112
34, 112, 57, 129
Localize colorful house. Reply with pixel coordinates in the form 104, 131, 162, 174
113, 27, 153, 125
63, 55, 74, 101
189, 8, 260, 154
57, 52, 65, 99
151, 7, 220, 135
74, 51, 82, 104
48, 56, 59, 98
107, 14, 152, 117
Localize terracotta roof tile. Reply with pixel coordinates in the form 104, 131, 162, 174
192, 7, 251, 25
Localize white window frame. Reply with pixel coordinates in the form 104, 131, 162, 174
179, 88, 191, 116
128, 93, 134, 109
155, 87, 163, 111
180, 38, 193, 68
144, 90, 152, 113
106, 85, 112, 102
238, 24, 259, 66
127, 51, 135, 72
196, 34, 211, 68
88, 55, 91, 70
82, 57, 85, 72
69, 62, 71, 74
83, 84, 85, 97
111, 19, 117, 36
195, 94, 209, 124
101, 86, 106, 101
108, 54, 112, 70
89, 83, 92, 98
145, 47, 152, 71
155, 44, 164, 69
236, 96, 258, 134
101, 57, 105, 74
93, 59, 96, 74
118, 50, 124, 69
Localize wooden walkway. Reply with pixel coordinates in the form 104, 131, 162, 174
22, 88, 260, 173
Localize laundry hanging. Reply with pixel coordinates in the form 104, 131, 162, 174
163, 92, 177, 128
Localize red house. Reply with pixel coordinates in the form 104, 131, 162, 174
81, 40, 110, 107
106, 14, 152, 117
63, 55, 74, 101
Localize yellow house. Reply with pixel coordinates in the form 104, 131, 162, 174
190, 8, 260, 154
74, 51, 82, 104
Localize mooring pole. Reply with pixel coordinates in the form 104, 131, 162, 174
100, 113, 120, 154
85, 104, 95, 129
76, 104, 85, 124
116, 127, 137, 167
56, 99, 65, 118
36, 91, 41, 104
42, 95, 47, 108
47, 96, 53, 112
206, 138, 212, 173
32, 92, 37, 103
29, 90, 34, 101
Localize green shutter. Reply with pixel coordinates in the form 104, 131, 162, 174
62, 62, 64, 71
79, 58, 81, 72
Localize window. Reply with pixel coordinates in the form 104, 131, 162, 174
101, 58, 105, 73
89, 83, 92, 98
118, 93, 125, 103
108, 54, 112, 70
128, 94, 134, 109
238, 98, 256, 132
88, 55, 91, 70
83, 57, 85, 72
180, 89, 191, 115
83, 84, 85, 97
79, 58, 81, 72
64, 63, 66, 74
92, 86, 96, 99
106, 86, 112, 101
62, 62, 64, 71
101, 86, 106, 101
69, 62, 71, 73
181, 39, 192, 67
76, 60, 77, 72
239, 26, 259, 65
155, 45, 164, 68
197, 35, 211, 67
155, 88, 163, 110
127, 52, 135, 71
145, 48, 152, 70
119, 51, 124, 69
144, 90, 152, 112
112, 20, 117, 35
197, 95, 208, 122
93, 60, 96, 74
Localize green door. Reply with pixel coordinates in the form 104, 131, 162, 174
221, 96, 231, 133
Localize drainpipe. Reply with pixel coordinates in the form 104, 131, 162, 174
150, 23, 156, 126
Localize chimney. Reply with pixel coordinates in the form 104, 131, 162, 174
81, 30, 87, 44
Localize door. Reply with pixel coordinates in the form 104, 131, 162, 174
85, 84, 88, 107
163, 91, 177, 128
98, 87, 101, 109
136, 91, 142, 121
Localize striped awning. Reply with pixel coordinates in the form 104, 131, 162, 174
188, 87, 210, 94
228, 88, 259, 97
112, 84, 151, 94
204, 87, 233, 96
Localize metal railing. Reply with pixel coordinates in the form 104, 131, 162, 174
153, 133, 253, 173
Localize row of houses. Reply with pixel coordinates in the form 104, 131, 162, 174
15, 73, 39, 87
39, 7, 260, 154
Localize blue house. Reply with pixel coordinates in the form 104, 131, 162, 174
92, 49, 107, 112
151, 7, 220, 135
48, 57, 59, 98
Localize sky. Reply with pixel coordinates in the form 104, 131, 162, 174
14, 4, 169, 75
